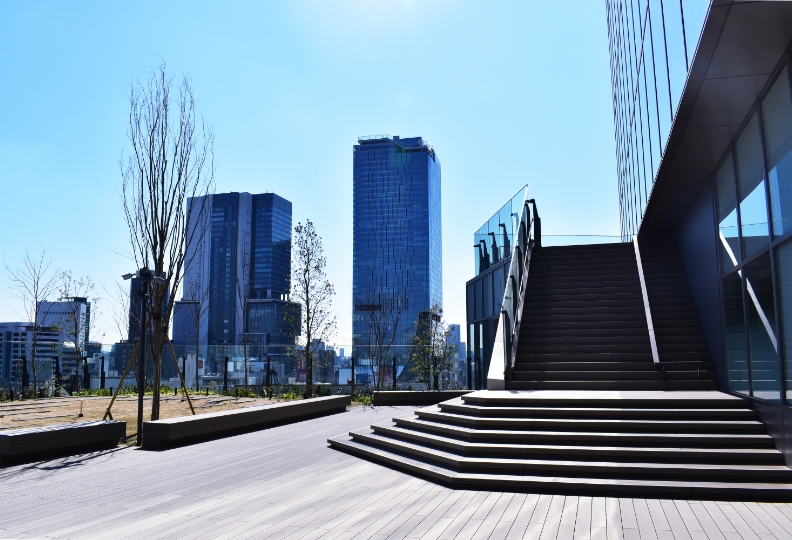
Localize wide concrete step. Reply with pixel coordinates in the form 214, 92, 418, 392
510, 370, 717, 382
512, 361, 714, 372
414, 408, 761, 433
462, 390, 748, 409
346, 430, 791, 482
437, 402, 755, 421
392, 417, 775, 448
516, 353, 654, 362
521, 336, 651, 346
505, 380, 719, 391
518, 344, 652, 354
370, 422, 778, 463
328, 436, 792, 499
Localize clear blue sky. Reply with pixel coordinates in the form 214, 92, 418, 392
0, 0, 619, 345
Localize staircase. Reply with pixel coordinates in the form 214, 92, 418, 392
329, 390, 792, 498
329, 242, 792, 498
510, 243, 716, 390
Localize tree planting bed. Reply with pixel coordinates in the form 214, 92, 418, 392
143, 395, 352, 449
0, 420, 126, 465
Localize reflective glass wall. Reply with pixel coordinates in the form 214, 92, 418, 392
351, 135, 443, 365
715, 61, 792, 404
473, 186, 528, 275
466, 186, 529, 389
606, 0, 710, 239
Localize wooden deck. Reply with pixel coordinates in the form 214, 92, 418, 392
0, 405, 790, 539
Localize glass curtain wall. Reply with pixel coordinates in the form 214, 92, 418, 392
716, 59, 792, 403
606, 0, 709, 240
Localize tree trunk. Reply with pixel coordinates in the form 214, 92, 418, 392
305, 350, 312, 398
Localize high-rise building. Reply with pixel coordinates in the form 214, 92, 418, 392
352, 135, 442, 375
607, 1, 792, 448
0, 322, 60, 384
172, 192, 298, 372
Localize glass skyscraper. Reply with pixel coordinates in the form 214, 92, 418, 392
606, 0, 710, 239
606, 0, 792, 455
352, 135, 442, 378
173, 192, 297, 366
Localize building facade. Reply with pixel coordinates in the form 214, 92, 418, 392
607, 1, 792, 456
172, 192, 298, 385
0, 322, 60, 385
465, 186, 529, 389
352, 135, 442, 379
607, 0, 710, 239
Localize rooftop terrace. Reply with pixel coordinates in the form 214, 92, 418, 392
0, 405, 789, 538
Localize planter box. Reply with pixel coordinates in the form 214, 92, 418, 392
142, 395, 351, 449
0, 420, 126, 464
372, 391, 472, 407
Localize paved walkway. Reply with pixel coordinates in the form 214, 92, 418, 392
0, 406, 790, 539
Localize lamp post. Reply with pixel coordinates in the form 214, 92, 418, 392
123, 267, 154, 446
266, 355, 271, 397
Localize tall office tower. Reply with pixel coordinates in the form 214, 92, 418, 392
172, 192, 296, 361
606, 1, 710, 240
352, 135, 442, 373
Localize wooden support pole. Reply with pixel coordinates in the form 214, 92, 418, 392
165, 335, 196, 415
102, 340, 141, 420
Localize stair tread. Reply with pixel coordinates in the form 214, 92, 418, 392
328, 436, 792, 498
350, 430, 790, 475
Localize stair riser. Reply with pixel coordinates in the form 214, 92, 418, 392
371, 426, 779, 464
347, 433, 790, 483
393, 419, 775, 448
505, 381, 719, 390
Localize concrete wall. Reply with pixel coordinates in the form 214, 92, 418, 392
675, 178, 726, 389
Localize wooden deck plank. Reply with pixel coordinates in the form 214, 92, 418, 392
0, 404, 785, 540
573, 496, 592, 540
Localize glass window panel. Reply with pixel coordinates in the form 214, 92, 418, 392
762, 68, 792, 238
776, 239, 792, 401
715, 153, 740, 272
722, 272, 749, 395
735, 113, 770, 259
744, 253, 780, 402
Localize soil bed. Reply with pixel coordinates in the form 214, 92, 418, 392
0, 394, 282, 439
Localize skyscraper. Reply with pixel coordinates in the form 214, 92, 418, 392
173, 192, 297, 363
352, 135, 442, 375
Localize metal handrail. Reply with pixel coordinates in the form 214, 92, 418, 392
633, 236, 659, 364
499, 196, 537, 380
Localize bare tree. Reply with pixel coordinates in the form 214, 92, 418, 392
286, 220, 336, 398
4, 249, 59, 397
235, 230, 252, 394
55, 272, 101, 393
409, 302, 456, 391
353, 289, 407, 391
121, 62, 214, 420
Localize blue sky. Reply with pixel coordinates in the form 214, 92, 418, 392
0, 0, 619, 345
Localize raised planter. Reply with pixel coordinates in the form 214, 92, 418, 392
0, 420, 126, 465
142, 395, 351, 449
372, 391, 472, 407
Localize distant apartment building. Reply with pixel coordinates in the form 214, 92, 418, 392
352, 135, 442, 379
172, 192, 298, 380
0, 322, 60, 384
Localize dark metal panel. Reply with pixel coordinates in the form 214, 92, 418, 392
676, 177, 726, 388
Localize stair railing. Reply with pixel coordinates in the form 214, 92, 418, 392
632, 236, 660, 365
487, 193, 537, 390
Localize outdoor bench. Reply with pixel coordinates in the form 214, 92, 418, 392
0, 420, 126, 464
142, 394, 351, 449
372, 390, 472, 407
